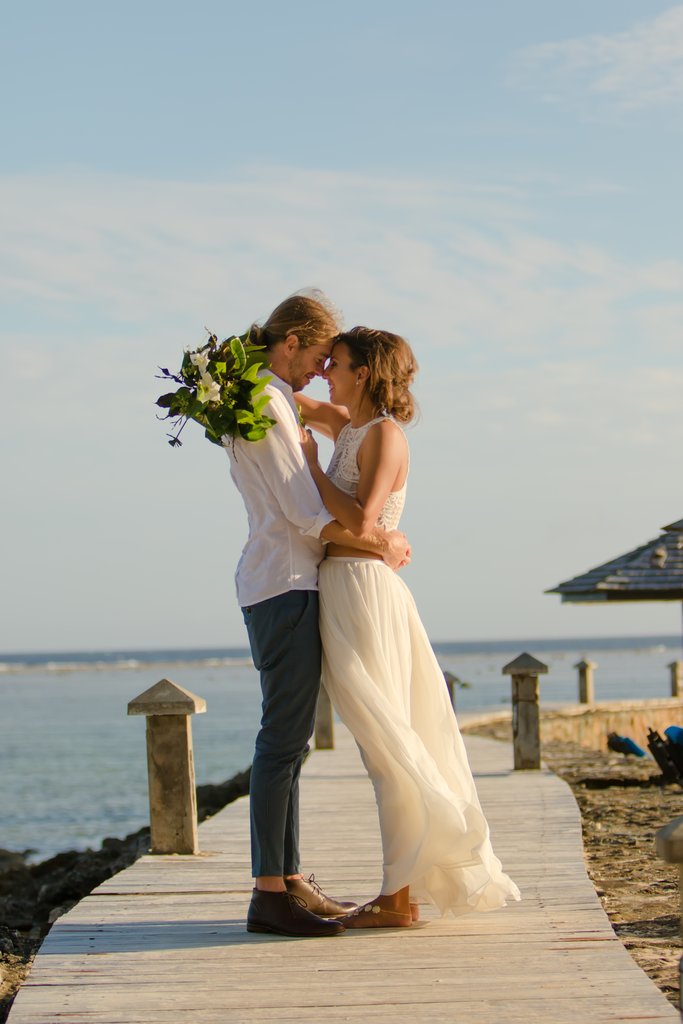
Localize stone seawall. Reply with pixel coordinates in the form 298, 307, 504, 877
460, 698, 683, 751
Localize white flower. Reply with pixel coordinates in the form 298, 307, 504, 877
189, 350, 210, 374
197, 372, 221, 405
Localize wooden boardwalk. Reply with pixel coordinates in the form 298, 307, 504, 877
9, 728, 679, 1023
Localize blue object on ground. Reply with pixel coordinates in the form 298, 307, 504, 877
664, 725, 683, 747
607, 732, 647, 757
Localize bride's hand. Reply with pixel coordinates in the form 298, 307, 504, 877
300, 426, 319, 468
383, 530, 411, 571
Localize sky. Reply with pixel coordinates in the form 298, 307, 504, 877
2, 0, 683, 652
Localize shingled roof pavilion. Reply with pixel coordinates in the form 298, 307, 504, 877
547, 519, 683, 638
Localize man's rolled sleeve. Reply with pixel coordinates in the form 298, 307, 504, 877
301, 505, 334, 540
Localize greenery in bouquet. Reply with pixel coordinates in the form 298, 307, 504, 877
156, 331, 275, 447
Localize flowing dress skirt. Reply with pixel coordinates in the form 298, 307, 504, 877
319, 556, 521, 916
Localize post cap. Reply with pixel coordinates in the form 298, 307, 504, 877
127, 678, 207, 717
656, 815, 683, 863
574, 659, 597, 670
668, 661, 683, 669
502, 652, 549, 677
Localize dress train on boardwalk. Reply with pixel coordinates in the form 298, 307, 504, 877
319, 556, 521, 916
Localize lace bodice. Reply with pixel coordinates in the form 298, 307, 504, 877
326, 417, 408, 531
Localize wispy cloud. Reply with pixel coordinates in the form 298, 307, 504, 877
2, 167, 680, 362
3, 165, 683, 454
513, 5, 683, 110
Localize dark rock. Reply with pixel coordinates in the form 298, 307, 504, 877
0, 851, 33, 873
196, 767, 250, 819
0, 867, 34, 900
30, 850, 81, 877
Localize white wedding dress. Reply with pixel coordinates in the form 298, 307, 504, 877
319, 418, 521, 915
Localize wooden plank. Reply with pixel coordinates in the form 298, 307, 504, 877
7, 729, 679, 1023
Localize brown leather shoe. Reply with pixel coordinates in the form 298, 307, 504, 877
285, 874, 358, 917
246, 889, 345, 937
340, 901, 412, 929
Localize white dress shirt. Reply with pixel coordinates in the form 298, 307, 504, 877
224, 372, 334, 607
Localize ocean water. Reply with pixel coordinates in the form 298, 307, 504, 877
1, 637, 681, 862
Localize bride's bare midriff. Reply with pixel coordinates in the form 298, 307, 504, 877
325, 544, 383, 560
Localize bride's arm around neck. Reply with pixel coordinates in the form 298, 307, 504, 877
295, 392, 350, 441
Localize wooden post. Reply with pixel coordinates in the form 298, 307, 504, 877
128, 678, 206, 855
443, 671, 457, 709
314, 683, 334, 749
656, 817, 683, 945
502, 653, 549, 770
669, 660, 683, 698
575, 659, 596, 704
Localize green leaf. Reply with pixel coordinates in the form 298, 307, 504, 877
203, 427, 224, 447
251, 379, 269, 401
242, 423, 270, 441
239, 361, 261, 385
246, 358, 268, 376
168, 388, 195, 416
250, 371, 268, 387
252, 394, 272, 416
188, 395, 209, 418
230, 336, 247, 373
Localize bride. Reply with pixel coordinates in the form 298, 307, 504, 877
297, 326, 520, 927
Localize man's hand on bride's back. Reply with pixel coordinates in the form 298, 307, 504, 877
383, 530, 411, 571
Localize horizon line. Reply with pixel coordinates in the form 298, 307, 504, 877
2, 630, 681, 660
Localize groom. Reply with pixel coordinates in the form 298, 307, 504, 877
225, 296, 410, 938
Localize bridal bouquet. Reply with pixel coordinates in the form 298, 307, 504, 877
156, 332, 275, 447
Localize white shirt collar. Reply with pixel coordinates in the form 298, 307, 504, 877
265, 371, 293, 397
264, 370, 298, 416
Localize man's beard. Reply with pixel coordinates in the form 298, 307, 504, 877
288, 357, 312, 393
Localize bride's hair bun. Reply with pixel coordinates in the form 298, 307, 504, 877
335, 327, 418, 424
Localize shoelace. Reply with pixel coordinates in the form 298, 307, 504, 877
286, 892, 308, 912
306, 873, 324, 897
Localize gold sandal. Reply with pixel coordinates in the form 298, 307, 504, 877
341, 902, 413, 928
